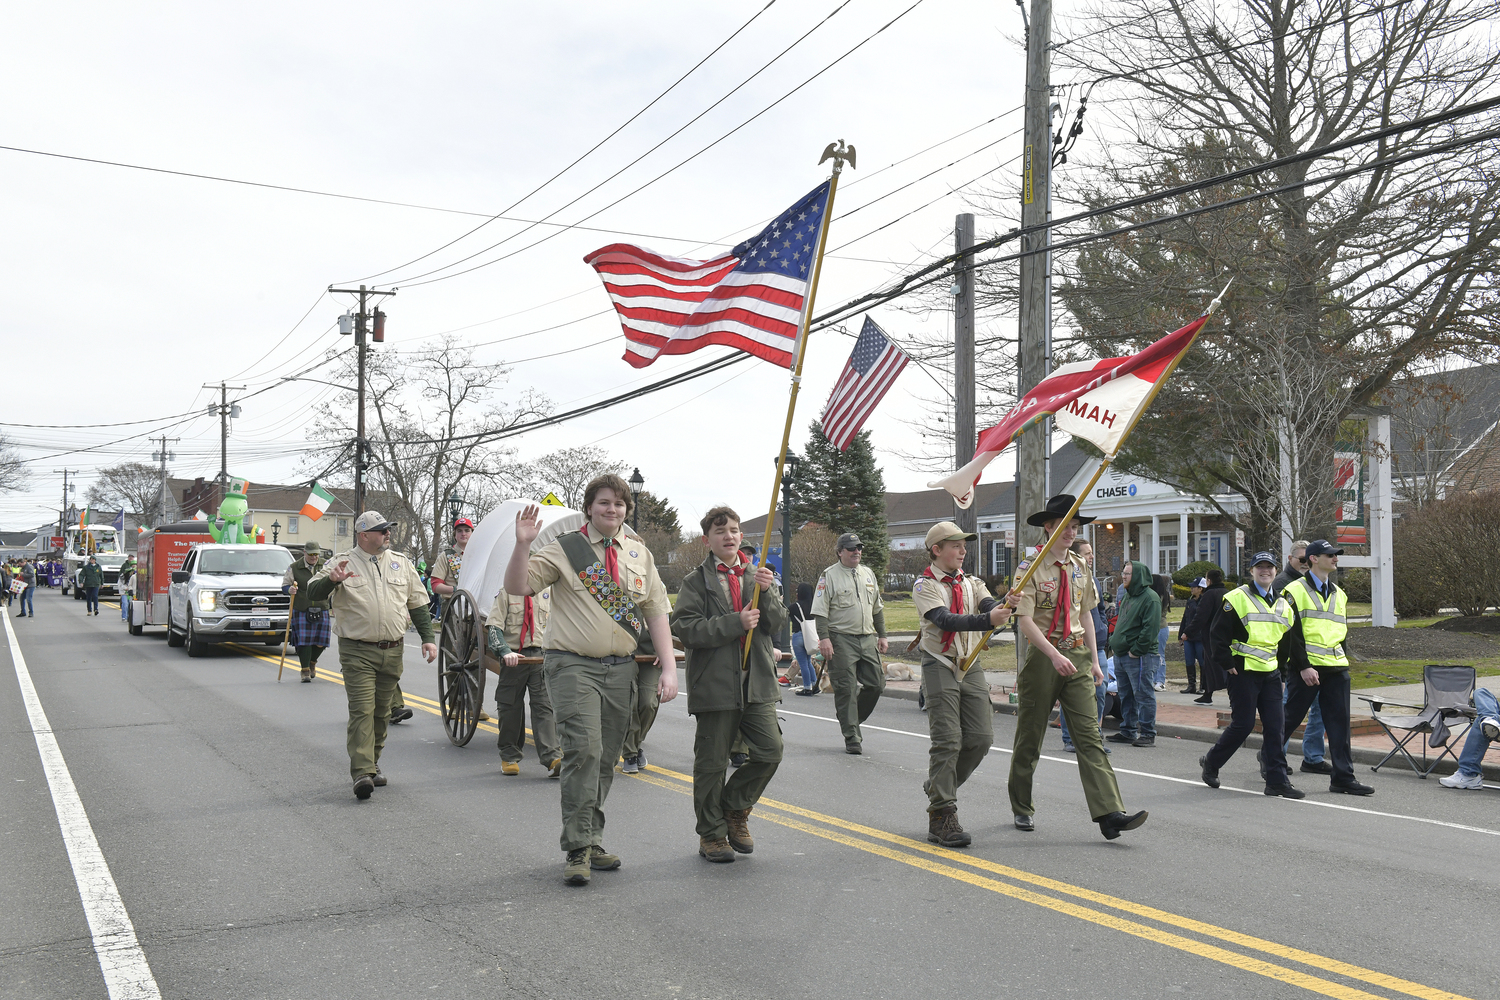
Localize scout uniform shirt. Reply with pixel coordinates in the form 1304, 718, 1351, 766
486, 587, 552, 651
1016, 547, 1097, 649
429, 545, 462, 588
315, 548, 429, 642
912, 567, 993, 671
526, 525, 670, 658
809, 561, 884, 635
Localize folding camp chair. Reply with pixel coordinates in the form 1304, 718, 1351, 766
1356, 665, 1477, 778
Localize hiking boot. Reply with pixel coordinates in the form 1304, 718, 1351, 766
564, 848, 591, 885
620, 753, 640, 774
725, 807, 755, 854
927, 805, 972, 848
371, 769, 387, 787
1097, 810, 1148, 840
390, 707, 413, 725
699, 836, 735, 863
589, 845, 621, 870
1200, 755, 1219, 789
1264, 782, 1305, 799
500, 761, 519, 776
353, 774, 375, 800
548, 758, 562, 778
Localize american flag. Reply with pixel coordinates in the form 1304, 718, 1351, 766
584, 181, 831, 368
821, 316, 910, 451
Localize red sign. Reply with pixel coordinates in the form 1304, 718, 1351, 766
49, 536, 65, 549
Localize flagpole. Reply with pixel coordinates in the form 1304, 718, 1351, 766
955, 281, 1232, 674
741, 141, 854, 669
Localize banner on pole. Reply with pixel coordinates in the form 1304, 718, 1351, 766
1334, 444, 1367, 545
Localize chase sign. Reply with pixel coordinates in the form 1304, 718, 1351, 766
1096, 483, 1138, 499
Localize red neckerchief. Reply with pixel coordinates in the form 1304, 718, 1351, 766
718, 553, 746, 611
1047, 554, 1071, 640
923, 565, 965, 652
580, 523, 620, 584
519, 595, 535, 648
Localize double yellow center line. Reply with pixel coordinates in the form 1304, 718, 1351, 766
221, 644, 1467, 1000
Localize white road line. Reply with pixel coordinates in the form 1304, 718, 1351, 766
776, 707, 1500, 838
3, 614, 163, 1000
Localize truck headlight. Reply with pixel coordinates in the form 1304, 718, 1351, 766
198, 590, 220, 612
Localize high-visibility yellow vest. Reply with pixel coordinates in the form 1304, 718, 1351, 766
1224, 585, 1293, 672
1286, 575, 1349, 669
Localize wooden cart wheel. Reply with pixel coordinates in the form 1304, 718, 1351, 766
437, 589, 484, 746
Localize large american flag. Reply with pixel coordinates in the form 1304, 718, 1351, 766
583, 181, 831, 368
821, 316, 910, 451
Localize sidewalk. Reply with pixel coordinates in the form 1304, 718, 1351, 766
876, 673, 1500, 780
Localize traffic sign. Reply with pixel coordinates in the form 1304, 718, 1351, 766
540, 492, 565, 507
1234, 529, 1245, 548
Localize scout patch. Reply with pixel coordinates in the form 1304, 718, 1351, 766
1041, 580, 1057, 592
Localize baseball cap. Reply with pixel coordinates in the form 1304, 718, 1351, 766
836, 532, 863, 551
354, 511, 394, 533
453, 516, 474, 530
303, 541, 321, 554
924, 520, 977, 549
1192, 577, 1208, 588
1249, 551, 1278, 567
1304, 539, 1343, 557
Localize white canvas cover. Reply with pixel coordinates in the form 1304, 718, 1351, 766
458, 499, 584, 624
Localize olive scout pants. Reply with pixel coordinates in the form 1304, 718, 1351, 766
338, 638, 405, 780
622, 661, 661, 758
1009, 643, 1124, 821
543, 651, 636, 853
495, 647, 559, 765
922, 654, 994, 812
828, 632, 885, 744
693, 702, 783, 839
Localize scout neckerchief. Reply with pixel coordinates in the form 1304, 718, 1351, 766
1046, 552, 1071, 641
519, 595, 536, 648
718, 554, 746, 611
921, 565, 965, 652
557, 524, 642, 643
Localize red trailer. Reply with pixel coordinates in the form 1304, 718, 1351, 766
128, 521, 212, 636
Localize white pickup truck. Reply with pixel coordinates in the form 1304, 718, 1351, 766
166, 543, 295, 657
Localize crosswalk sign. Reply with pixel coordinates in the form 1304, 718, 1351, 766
541, 492, 565, 507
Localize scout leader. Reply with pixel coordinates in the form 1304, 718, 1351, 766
306, 511, 438, 800
912, 521, 1016, 848
486, 585, 560, 777
1010, 494, 1148, 841
671, 506, 787, 864
503, 474, 677, 887
282, 541, 330, 683
810, 533, 889, 754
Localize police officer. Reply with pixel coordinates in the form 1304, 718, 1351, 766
282, 541, 330, 683
1200, 551, 1303, 797
503, 474, 676, 887
1010, 495, 1147, 840
486, 584, 560, 777
810, 533, 888, 754
1283, 539, 1373, 795
912, 521, 1014, 847
306, 511, 438, 800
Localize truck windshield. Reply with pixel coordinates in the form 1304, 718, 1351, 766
95, 555, 128, 568
198, 549, 293, 576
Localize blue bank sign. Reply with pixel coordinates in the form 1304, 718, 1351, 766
1095, 483, 1138, 499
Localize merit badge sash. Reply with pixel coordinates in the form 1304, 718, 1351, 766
558, 531, 643, 644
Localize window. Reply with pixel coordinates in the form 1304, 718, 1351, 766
337, 518, 349, 537
288, 515, 299, 535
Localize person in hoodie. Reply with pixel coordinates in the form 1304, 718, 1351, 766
1107, 559, 1163, 747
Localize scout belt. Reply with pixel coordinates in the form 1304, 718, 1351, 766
1052, 634, 1078, 651
558, 531, 642, 643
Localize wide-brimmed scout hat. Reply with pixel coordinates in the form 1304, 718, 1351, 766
1026, 494, 1096, 528
924, 520, 977, 549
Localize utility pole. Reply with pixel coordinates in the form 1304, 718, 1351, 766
203, 383, 245, 511
953, 213, 978, 574
54, 468, 79, 541
328, 284, 395, 516
152, 435, 179, 526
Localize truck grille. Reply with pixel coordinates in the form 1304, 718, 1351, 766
222, 591, 291, 612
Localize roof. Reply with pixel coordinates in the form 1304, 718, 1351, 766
973, 440, 1091, 520
1379, 364, 1500, 469
0, 531, 36, 546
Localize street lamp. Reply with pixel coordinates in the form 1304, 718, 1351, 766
628, 468, 645, 530
271, 520, 281, 544
447, 490, 463, 527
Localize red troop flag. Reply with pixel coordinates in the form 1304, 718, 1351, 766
821, 316, 910, 451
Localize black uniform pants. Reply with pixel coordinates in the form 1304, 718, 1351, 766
1283, 668, 1354, 785
1204, 668, 1287, 784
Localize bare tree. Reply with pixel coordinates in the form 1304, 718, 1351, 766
1379, 364, 1500, 507
0, 434, 29, 495
85, 462, 166, 517
529, 447, 624, 509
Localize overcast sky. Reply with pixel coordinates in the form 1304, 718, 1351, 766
2, 1, 1084, 533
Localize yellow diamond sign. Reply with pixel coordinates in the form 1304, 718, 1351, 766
540, 492, 565, 507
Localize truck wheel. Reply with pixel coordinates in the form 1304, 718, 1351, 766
128, 619, 143, 637
73, 586, 82, 600
186, 617, 210, 658
166, 605, 185, 647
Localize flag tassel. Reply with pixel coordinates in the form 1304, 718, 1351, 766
741, 145, 852, 669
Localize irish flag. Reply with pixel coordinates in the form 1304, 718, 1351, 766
300, 483, 336, 521
931, 291, 1228, 508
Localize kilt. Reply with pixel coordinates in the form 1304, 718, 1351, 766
291, 609, 331, 648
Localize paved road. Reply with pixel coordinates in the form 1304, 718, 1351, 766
4, 587, 1498, 1000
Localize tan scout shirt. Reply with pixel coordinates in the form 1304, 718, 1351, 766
526, 526, 670, 658
912, 567, 992, 671
429, 545, 462, 585
485, 587, 551, 650
316, 548, 429, 643
809, 561, 883, 635
1016, 547, 1097, 642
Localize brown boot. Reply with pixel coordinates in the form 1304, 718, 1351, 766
724, 807, 755, 854
699, 836, 735, 863
927, 805, 972, 848
300, 667, 312, 683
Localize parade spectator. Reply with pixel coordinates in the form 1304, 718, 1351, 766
1438, 689, 1500, 789
1178, 578, 1208, 694
1194, 569, 1229, 705
16, 559, 36, 617
80, 555, 104, 615
790, 583, 818, 696
119, 554, 136, 621
1108, 560, 1162, 747
1150, 573, 1171, 690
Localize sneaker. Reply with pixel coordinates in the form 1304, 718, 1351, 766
588, 845, 621, 870
1154, 683, 1167, 692
637, 749, 648, 769
1481, 716, 1500, 741
844, 741, 862, 755
795, 688, 817, 697
1192, 694, 1213, 705
548, 758, 562, 778
1299, 759, 1333, 775
390, 707, 414, 725
1062, 742, 1077, 754
778, 676, 792, 686
1105, 732, 1135, 744
1439, 771, 1484, 789
500, 761, 519, 776
620, 754, 640, 775
729, 752, 748, 769
564, 848, 591, 885
1132, 735, 1156, 748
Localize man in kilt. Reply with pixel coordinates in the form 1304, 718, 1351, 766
283, 541, 331, 682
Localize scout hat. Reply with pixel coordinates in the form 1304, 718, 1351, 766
303, 541, 321, 555
453, 516, 474, 530
1025, 493, 1096, 528
354, 510, 394, 532
836, 532, 863, 551
924, 520, 977, 550
1304, 539, 1343, 557
1249, 551, 1278, 567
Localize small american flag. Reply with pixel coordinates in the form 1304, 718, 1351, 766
821, 316, 910, 451
584, 181, 831, 368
